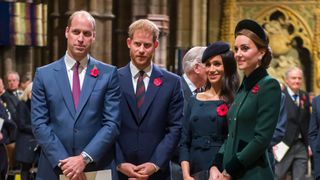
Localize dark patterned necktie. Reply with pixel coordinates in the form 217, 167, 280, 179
72, 62, 81, 109
136, 71, 145, 109
194, 88, 201, 94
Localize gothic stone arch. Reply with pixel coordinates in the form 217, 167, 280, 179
255, 5, 314, 91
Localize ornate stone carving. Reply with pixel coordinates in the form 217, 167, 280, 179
222, 0, 319, 92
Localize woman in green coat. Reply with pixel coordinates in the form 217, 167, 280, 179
209, 19, 281, 180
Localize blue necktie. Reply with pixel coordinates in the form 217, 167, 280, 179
292, 94, 298, 105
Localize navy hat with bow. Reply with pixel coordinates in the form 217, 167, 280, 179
201, 41, 230, 63
234, 19, 268, 44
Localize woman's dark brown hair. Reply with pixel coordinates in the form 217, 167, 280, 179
236, 29, 272, 69
204, 51, 240, 105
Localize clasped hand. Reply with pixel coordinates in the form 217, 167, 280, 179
209, 166, 230, 180
118, 162, 158, 180
60, 155, 86, 180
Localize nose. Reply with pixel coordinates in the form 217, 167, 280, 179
208, 64, 215, 72
234, 49, 241, 58
78, 33, 84, 42
138, 45, 145, 53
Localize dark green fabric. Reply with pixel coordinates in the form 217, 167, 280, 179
221, 68, 281, 179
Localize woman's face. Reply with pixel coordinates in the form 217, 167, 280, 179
234, 35, 264, 76
205, 55, 224, 86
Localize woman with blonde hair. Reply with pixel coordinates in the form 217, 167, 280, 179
15, 82, 39, 180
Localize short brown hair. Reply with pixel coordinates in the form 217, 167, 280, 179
128, 19, 159, 42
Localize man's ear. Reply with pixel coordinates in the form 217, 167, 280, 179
127, 38, 132, 48
193, 63, 201, 74
65, 27, 69, 39
92, 31, 96, 41
154, 40, 159, 48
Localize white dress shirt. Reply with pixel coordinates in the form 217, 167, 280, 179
130, 61, 152, 93
182, 73, 198, 94
64, 52, 88, 91
286, 86, 299, 106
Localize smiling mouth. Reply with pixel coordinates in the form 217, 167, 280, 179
208, 74, 218, 78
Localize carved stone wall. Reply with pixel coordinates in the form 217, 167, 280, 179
221, 0, 320, 93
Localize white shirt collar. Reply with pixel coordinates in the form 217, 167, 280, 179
183, 73, 197, 92
65, 51, 89, 70
130, 61, 153, 78
286, 86, 298, 97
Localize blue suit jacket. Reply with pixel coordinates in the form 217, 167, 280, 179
116, 64, 183, 179
309, 95, 320, 179
271, 92, 287, 146
31, 57, 121, 180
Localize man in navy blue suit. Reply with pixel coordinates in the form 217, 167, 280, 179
309, 95, 320, 180
31, 10, 121, 180
116, 19, 184, 180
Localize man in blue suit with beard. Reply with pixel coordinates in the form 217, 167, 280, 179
115, 19, 184, 180
31, 10, 121, 180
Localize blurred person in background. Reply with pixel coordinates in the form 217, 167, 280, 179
170, 46, 207, 180
275, 67, 310, 180
15, 83, 40, 180
6, 71, 23, 98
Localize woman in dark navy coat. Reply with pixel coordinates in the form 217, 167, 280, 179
179, 41, 239, 180
14, 83, 39, 180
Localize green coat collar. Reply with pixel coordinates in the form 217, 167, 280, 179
241, 67, 268, 91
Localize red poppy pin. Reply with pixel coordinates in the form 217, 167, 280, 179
251, 84, 260, 94
90, 65, 99, 77
300, 94, 307, 108
217, 103, 228, 117
153, 77, 162, 87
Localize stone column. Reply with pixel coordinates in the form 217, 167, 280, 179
191, 0, 207, 45
89, 0, 114, 64
131, 0, 169, 68
208, 0, 223, 42
48, 0, 60, 62
313, 2, 320, 92
220, 0, 237, 43
148, 14, 169, 68
176, 0, 191, 48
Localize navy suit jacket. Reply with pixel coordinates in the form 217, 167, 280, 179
309, 95, 320, 179
116, 63, 183, 179
181, 76, 192, 106
282, 88, 310, 147
14, 100, 39, 163
31, 56, 121, 180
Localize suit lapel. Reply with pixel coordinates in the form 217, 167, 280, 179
181, 76, 192, 102
75, 57, 98, 120
54, 58, 76, 118
139, 65, 163, 120
119, 64, 140, 122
